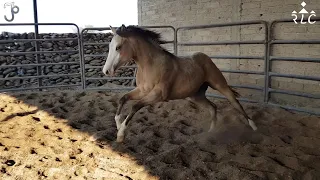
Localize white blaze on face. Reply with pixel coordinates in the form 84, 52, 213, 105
102, 35, 122, 76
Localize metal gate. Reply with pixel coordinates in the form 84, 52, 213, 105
266, 17, 320, 115
0, 23, 83, 92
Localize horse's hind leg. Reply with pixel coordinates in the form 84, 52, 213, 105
216, 86, 257, 131
188, 96, 218, 132
187, 83, 218, 132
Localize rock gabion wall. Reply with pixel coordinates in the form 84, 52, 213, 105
0, 32, 136, 91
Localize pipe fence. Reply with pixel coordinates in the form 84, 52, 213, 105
266, 17, 320, 115
0, 23, 82, 92
0, 19, 319, 115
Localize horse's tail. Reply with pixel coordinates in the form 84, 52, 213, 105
230, 86, 240, 98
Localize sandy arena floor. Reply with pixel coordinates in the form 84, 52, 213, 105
0, 90, 320, 180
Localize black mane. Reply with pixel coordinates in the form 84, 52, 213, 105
116, 25, 166, 44
116, 25, 175, 57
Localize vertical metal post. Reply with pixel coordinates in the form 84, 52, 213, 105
33, 0, 42, 91
79, 30, 86, 90
174, 28, 177, 55
131, 68, 137, 86
264, 23, 272, 103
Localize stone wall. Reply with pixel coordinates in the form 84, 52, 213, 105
0, 32, 136, 91
138, 0, 320, 110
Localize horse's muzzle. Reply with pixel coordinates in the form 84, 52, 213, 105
102, 65, 114, 77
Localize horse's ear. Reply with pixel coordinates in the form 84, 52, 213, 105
117, 24, 126, 33
116, 24, 128, 37
109, 25, 116, 34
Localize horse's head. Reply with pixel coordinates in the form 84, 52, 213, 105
102, 25, 134, 76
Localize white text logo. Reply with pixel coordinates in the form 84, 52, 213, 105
292, 1, 316, 24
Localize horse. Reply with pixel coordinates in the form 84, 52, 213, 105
102, 24, 257, 143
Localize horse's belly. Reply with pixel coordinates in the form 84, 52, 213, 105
168, 78, 204, 99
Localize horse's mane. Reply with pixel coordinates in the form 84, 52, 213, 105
116, 25, 175, 57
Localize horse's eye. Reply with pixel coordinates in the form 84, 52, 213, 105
116, 45, 122, 51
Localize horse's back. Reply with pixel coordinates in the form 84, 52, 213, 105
190, 52, 229, 88
189, 52, 220, 72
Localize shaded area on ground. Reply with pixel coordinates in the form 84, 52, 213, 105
1, 90, 320, 180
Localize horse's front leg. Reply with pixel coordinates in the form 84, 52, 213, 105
117, 88, 163, 143
115, 88, 142, 130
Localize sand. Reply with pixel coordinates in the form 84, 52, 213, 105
0, 90, 320, 180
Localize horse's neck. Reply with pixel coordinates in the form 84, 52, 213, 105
134, 40, 162, 70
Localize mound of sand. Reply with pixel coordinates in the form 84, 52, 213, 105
0, 90, 320, 180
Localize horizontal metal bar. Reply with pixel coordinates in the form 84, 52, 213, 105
179, 55, 264, 60
140, 25, 176, 29
269, 72, 320, 81
178, 40, 264, 46
270, 56, 320, 63
83, 42, 110, 46
269, 88, 320, 99
86, 86, 135, 91
0, 84, 81, 93
206, 93, 259, 103
81, 25, 175, 33
0, 62, 79, 69
84, 54, 106, 57
0, 23, 79, 27
221, 69, 264, 75
0, 73, 81, 80
230, 84, 264, 90
84, 65, 137, 69
270, 40, 320, 44
210, 55, 264, 60
177, 20, 267, 30
86, 77, 135, 80
0, 50, 78, 56
0, 38, 78, 43
267, 103, 320, 116
83, 40, 173, 46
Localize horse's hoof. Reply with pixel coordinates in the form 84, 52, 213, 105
248, 119, 257, 131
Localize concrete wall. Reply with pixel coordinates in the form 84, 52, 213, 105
138, 0, 320, 110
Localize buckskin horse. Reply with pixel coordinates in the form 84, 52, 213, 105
102, 25, 257, 143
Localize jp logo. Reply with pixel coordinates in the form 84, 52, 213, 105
292, 1, 316, 24
3, 2, 20, 22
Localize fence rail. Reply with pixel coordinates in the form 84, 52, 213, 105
0, 19, 319, 115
